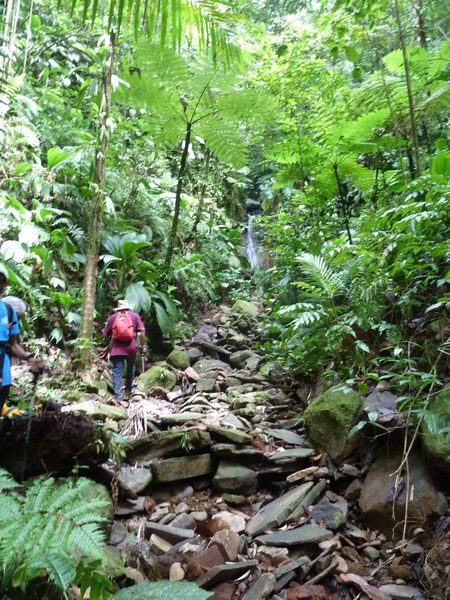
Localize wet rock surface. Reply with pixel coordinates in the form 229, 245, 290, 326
25, 304, 449, 598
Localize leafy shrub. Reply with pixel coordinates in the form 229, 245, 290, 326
0, 470, 112, 596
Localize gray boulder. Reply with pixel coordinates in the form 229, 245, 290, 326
359, 447, 447, 539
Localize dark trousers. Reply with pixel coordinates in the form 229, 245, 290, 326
0, 386, 10, 415
111, 355, 135, 400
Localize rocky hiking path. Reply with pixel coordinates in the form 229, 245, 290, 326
2, 300, 448, 599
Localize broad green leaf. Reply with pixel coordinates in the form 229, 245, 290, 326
154, 301, 173, 335
47, 147, 70, 169
344, 46, 360, 63
432, 150, 450, 176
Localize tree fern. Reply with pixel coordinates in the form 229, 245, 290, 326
197, 118, 246, 167
0, 472, 111, 593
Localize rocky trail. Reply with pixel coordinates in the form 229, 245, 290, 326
1, 300, 449, 600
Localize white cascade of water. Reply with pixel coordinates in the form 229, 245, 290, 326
245, 214, 262, 269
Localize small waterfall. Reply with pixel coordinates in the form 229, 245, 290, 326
245, 214, 262, 269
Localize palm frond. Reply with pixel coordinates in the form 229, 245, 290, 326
69, 0, 238, 56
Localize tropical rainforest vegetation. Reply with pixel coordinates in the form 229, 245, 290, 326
0, 0, 449, 597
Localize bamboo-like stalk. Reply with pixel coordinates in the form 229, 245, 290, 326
393, 0, 422, 177
0, 0, 21, 77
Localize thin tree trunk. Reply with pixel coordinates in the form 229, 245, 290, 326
192, 148, 210, 236
393, 0, 422, 177
79, 37, 114, 362
165, 121, 192, 271
333, 162, 352, 244
414, 0, 427, 48
0, 0, 21, 77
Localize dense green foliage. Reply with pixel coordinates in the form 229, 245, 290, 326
0, 469, 113, 597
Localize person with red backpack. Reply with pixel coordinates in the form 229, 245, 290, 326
102, 300, 146, 405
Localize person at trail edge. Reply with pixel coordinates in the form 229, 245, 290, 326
0, 266, 44, 417
102, 300, 146, 405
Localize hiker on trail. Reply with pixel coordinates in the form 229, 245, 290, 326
102, 300, 146, 405
0, 267, 44, 418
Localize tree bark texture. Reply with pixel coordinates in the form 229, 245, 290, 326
79, 39, 114, 355
164, 121, 192, 271
393, 0, 422, 177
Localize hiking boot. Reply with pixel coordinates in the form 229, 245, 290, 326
124, 389, 132, 401
1, 404, 26, 418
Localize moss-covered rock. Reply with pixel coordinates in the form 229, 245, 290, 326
78, 481, 114, 531
137, 366, 177, 393
166, 347, 190, 370
304, 387, 363, 463
421, 386, 450, 475
228, 390, 270, 408
62, 400, 128, 421
231, 299, 259, 318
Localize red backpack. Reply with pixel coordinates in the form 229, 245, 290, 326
112, 311, 135, 342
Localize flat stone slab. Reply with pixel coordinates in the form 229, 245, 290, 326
61, 401, 127, 421
145, 522, 196, 544
247, 482, 314, 537
193, 358, 232, 374
256, 524, 333, 546
196, 378, 217, 392
196, 560, 258, 589
378, 584, 424, 599
209, 426, 253, 445
241, 572, 276, 600
221, 414, 247, 429
264, 429, 306, 445
161, 413, 204, 424
213, 461, 257, 495
273, 556, 310, 579
288, 480, 327, 523
211, 444, 263, 458
267, 448, 315, 462
151, 454, 213, 482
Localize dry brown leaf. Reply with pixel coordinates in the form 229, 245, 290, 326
339, 573, 390, 600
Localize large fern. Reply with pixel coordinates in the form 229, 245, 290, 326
113, 582, 213, 600
0, 469, 111, 593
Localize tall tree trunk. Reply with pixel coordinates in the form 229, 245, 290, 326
78, 37, 114, 363
164, 121, 192, 271
393, 0, 422, 177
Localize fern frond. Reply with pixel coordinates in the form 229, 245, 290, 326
32, 552, 76, 591
0, 495, 22, 521
112, 581, 214, 600
0, 476, 111, 592
69, 523, 107, 559
0, 468, 19, 491
291, 310, 325, 328
296, 253, 346, 299
24, 476, 56, 513
197, 117, 247, 167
